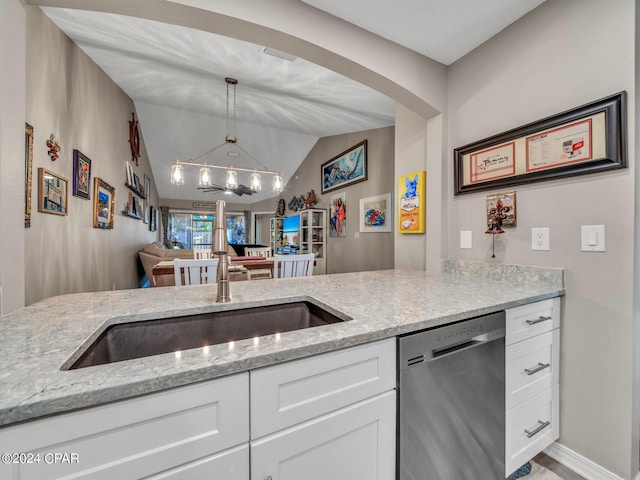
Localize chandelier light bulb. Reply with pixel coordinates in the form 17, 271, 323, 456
171, 163, 184, 185
225, 169, 238, 189
251, 172, 262, 191
273, 174, 283, 193
198, 167, 212, 188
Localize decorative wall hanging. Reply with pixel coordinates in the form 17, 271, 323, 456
329, 192, 346, 237
46, 133, 61, 161
72, 149, 92, 200
288, 194, 305, 212
321, 140, 367, 194
360, 193, 392, 233
398, 171, 426, 234
25, 123, 34, 227
303, 189, 317, 209
486, 191, 516, 227
275, 198, 285, 217
454, 91, 627, 195
93, 177, 115, 229
129, 112, 141, 166
38, 168, 68, 215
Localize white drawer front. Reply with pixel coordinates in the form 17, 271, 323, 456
506, 298, 560, 345
506, 384, 559, 476
147, 443, 249, 480
0, 373, 249, 480
506, 329, 559, 409
251, 338, 396, 438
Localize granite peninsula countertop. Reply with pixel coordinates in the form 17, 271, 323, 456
0, 261, 564, 427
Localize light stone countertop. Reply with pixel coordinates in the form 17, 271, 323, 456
0, 264, 564, 427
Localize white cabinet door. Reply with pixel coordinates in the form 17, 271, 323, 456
0, 373, 249, 480
251, 391, 395, 480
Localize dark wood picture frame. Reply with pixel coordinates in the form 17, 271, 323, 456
72, 149, 92, 200
321, 140, 368, 194
453, 91, 627, 195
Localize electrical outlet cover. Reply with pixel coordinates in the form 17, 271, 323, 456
531, 227, 550, 251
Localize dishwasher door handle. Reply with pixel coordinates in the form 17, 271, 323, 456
430, 330, 504, 361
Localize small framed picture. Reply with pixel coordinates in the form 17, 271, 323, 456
359, 193, 392, 232
486, 191, 517, 227
72, 149, 92, 200
38, 168, 68, 216
93, 177, 115, 229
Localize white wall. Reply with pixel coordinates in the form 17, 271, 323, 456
447, 0, 636, 477
0, 0, 26, 313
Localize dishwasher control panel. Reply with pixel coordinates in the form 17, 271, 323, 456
398, 310, 506, 368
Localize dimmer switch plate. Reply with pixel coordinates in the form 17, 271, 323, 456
581, 225, 605, 252
460, 230, 472, 249
531, 227, 550, 251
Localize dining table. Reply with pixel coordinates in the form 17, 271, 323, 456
151, 256, 273, 286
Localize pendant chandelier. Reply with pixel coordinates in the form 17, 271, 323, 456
170, 77, 284, 193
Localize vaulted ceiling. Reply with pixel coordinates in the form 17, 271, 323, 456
40, 0, 544, 204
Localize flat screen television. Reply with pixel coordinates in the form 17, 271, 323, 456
282, 215, 300, 248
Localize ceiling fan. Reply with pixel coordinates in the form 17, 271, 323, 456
198, 184, 256, 196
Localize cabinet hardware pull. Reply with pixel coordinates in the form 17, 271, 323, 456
526, 315, 552, 325
524, 362, 551, 375
524, 420, 551, 438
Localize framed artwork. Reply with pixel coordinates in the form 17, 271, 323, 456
72, 149, 92, 200
149, 206, 158, 232
93, 177, 115, 229
486, 191, 517, 227
454, 91, 627, 195
359, 193, 392, 233
398, 171, 425, 234
144, 174, 150, 200
38, 168, 68, 216
329, 192, 346, 237
143, 201, 149, 224
125, 161, 134, 187
321, 140, 367, 193
25, 123, 34, 227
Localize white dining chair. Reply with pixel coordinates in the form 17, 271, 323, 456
174, 258, 219, 285
273, 254, 314, 278
193, 248, 213, 259
245, 246, 272, 280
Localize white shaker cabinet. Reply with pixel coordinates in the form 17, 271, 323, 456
0, 373, 250, 480
505, 297, 561, 476
250, 338, 397, 480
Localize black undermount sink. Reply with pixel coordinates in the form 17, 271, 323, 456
68, 301, 350, 369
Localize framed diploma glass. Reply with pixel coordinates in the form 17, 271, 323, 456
454, 91, 627, 195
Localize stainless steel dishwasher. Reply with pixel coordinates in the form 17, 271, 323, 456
398, 311, 506, 480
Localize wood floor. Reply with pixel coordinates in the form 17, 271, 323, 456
534, 453, 587, 480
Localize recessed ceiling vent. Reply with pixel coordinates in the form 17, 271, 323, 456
262, 47, 297, 62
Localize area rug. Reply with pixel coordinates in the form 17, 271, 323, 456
507, 460, 564, 480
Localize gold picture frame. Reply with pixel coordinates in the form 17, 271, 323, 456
25, 123, 34, 227
38, 168, 68, 216
93, 177, 115, 229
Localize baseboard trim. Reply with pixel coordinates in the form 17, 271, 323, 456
544, 442, 627, 480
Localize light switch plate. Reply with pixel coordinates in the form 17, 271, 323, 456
531, 227, 550, 251
460, 230, 472, 249
581, 225, 605, 252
